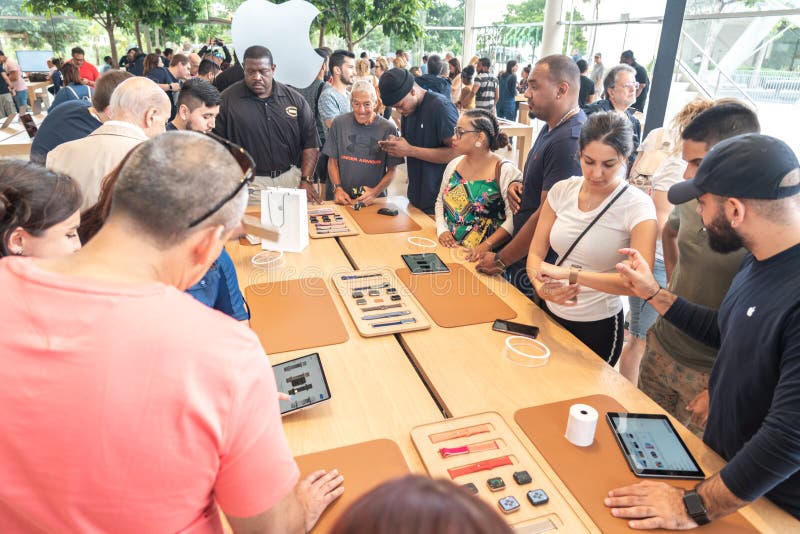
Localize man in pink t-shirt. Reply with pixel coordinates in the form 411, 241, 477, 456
0, 132, 342, 533
70, 46, 100, 87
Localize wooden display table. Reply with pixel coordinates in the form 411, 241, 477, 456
335, 199, 797, 533
226, 232, 444, 472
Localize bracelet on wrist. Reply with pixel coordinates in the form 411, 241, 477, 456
645, 286, 662, 302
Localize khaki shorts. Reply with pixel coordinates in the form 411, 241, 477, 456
250, 166, 302, 205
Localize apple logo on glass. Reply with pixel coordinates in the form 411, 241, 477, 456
232, 0, 322, 88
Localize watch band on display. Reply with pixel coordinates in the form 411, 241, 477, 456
683, 490, 711, 525
429, 423, 492, 444
447, 455, 513, 479
439, 439, 500, 458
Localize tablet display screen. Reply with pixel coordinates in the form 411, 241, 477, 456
401, 253, 450, 274
607, 413, 704, 479
273, 353, 331, 415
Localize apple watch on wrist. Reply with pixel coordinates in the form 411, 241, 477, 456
300, 175, 314, 184
682, 489, 710, 525
331, 183, 342, 191
568, 266, 581, 285
494, 254, 507, 272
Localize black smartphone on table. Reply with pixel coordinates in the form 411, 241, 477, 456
492, 319, 539, 339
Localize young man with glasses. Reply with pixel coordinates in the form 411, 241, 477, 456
214, 45, 322, 203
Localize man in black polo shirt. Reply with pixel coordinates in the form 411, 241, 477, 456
620, 50, 649, 112
214, 45, 320, 203
378, 68, 458, 214
475, 55, 585, 299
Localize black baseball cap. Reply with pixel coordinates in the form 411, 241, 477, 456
378, 68, 413, 107
668, 134, 800, 205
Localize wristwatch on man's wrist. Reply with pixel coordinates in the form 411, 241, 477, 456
331, 183, 342, 191
494, 254, 507, 272
682, 490, 711, 525
300, 175, 314, 184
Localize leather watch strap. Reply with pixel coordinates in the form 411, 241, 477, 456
439, 439, 499, 458
429, 423, 492, 444
447, 455, 513, 479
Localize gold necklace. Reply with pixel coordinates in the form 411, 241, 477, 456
553, 106, 580, 130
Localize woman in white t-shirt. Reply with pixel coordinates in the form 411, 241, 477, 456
527, 112, 657, 365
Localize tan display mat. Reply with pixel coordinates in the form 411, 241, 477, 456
411, 412, 591, 531
295, 439, 411, 533
396, 263, 517, 328
308, 205, 360, 239
246, 277, 349, 354
346, 201, 422, 234
514, 395, 757, 533
331, 269, 430, 337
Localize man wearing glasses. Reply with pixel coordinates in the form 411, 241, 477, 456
0, 132, 343, 532
214, 45, 322, 203
583, 64, 642, 167
620, 50, 650, 112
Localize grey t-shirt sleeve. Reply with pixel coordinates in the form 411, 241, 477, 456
322, 117, 340, 159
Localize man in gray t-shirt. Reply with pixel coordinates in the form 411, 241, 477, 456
323, 80, 403, 205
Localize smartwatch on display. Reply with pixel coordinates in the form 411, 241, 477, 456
682, 490, 710, 525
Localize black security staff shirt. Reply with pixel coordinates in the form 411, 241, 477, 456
214, 80, 320, 175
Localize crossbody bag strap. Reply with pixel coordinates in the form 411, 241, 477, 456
555, 184, 629, 267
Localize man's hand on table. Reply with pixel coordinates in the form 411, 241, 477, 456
297, 469, 345, 532
605, 481, 697, 530
475, 251, 504, 275
300, 180, 322, 204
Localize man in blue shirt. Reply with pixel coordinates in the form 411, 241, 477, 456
30, 70, 132, 164
609, 134, 800, 527
475, 55, 584, 299
378, 68, 458, 214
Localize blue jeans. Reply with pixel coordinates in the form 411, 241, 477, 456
628, 257, 667, 339
13, 89, 28, 111
496, 98, 516, 121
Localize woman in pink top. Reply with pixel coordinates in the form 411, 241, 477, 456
0, 160, 82, 258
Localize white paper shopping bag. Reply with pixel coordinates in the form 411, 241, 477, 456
260, 187, 308, 252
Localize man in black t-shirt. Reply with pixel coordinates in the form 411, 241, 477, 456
378, 68, 458, 214
475, 55, 584, 299
576, 59, 595, 108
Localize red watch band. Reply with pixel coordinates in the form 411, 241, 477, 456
439, 439, 499, 458
447, 455, 513, 479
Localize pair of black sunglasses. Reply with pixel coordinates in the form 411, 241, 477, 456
188, 133, 256, 228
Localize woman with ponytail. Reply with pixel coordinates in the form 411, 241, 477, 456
0, 160, 82, 258
435, 108, 521, 260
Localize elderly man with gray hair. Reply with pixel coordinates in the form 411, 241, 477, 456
323, 79, 403, 205
47, 76, 171, 210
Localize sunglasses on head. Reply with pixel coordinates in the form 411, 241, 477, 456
188, 133, 255, 228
